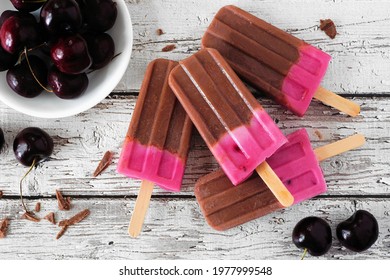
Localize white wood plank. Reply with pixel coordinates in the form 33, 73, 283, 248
0, 197, 388, 259
0, 96, 389, 197
120, 0, 390, 93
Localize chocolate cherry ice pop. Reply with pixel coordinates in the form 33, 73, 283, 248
169, 48, 293, 207
117, 59, 192, 237
195, 129, 365, 231
202, 5, 360, 117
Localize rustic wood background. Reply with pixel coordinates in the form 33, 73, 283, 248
0, 0, 389, 259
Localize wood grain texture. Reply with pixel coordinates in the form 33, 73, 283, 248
1, 0, 390, 260
0, 197, 389, 260
1, 96, 389, 197
122, 0, 390, 94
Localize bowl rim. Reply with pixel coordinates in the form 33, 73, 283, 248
0, 0, 133, 119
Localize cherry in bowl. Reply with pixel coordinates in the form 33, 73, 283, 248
0, 0, 133, 118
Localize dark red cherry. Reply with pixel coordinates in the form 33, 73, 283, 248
6, 55, 48, 98
13, 127, 54, 167
0, 10, 36, 28
40, 0, 83, 35
84, 0, 117, 32
10, 0, 45, 12
0, 127, 4, 152
0, 44, 18, 71
292, 216, 332, 257
83, 32, 115, 69
48, 66, 89, 99
0, 15, 41, 54
336, 210, 379, 252
51, 34, 92, 74
0, 10, 19, 27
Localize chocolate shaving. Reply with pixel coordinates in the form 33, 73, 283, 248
56, 189, 71, 211
35, 202, 41, 212
320, 19, 337, 39
314, 129, 323, 140
0, 191, 3, 198
93, 151, 114, 177
162, 44, 176, 52
56, 226, 68, 240
43, 212, 56, 225
56, 209, 90, 240
21, 212, 40, 222
58, 209, 90, 227
156, 28, 165, 36
0, 218, 9, 238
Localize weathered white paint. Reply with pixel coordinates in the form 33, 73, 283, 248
0, 197, 389, 259
122, 0, 390, 94
0, 0, 390, 259
0, 97, 389, 197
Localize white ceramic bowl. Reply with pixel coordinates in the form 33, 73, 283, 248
0, 0, 132, 118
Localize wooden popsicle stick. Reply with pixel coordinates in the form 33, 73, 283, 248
128, 180, 154, 238
314, 134, 366, 162
255, 162, 294, 207
314, 87, 360, 117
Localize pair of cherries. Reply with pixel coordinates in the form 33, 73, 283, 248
292, 211, 379, 257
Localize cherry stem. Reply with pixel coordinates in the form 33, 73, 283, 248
112, 52, 122, 61
19, 158, 37, 213
300, 248, 308, 260
23, 47, 53, 93
17, 43, 47, 64
27, 42, 48, 53
86, 52, 123, 75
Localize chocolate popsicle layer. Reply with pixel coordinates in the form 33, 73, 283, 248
195, 129, 365, 231
117, 59, 192, 192
169, 48, 287, 185
202, 5, 331, 117
195, 129, 324, 230
195, 170, 282, 231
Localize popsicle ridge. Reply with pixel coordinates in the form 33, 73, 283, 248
117, 59, 192, 192
282, 45, 331, 115
267, 129, 327, 204
195, 170, 282, 231
169, 48, 286, 185
212, 108, 287, 185
202, 5, 331, 116
195, 129, 366, 231
117, 139, 186, 192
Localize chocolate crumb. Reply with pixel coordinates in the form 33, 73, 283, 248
314, 130, 323, 140
56, 190, 71, 211
162, 44, 176, 52
156, 28, 165, 36
21, 212, 40, 222
35, 202, 41, 212
56, 226, 68, 240
0, 218, 9, 238
0, 191, 3, 198
93, 151, 114, 177
320, 19, 337, 39
56, 209, 90, 239
58, 209, 90, 227
43, 212, 56, 225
